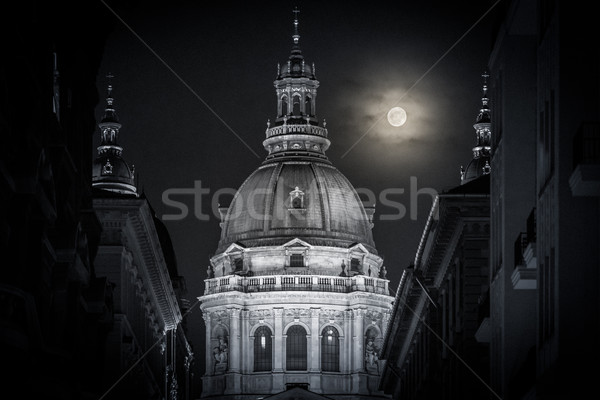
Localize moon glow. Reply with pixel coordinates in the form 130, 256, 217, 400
387, 106, 407, 127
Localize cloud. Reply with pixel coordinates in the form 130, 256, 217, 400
328, 73, 441, 150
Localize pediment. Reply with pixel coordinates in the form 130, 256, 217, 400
280, 238, 312, 249
348, 242, 370, 254
223, 242, 246, 254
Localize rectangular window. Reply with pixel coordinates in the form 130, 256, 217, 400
290, 254, 304, 268
351, 258, 361, 272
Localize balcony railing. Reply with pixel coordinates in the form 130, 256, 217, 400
266, 123, 328, 139
203, 274, 389, 296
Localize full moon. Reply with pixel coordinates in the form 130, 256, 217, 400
387, 106, 407, 127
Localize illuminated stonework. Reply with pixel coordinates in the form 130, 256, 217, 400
198, 9, 393, 399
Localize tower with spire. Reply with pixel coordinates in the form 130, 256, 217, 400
460, 71, 492, 185
199, 8, 393, 399
91, 74, 194, 399
92, 73, 137, 196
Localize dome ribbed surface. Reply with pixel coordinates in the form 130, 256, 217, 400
463, 155, 490, 184
92, 154, 135, 189
217, 160, 376, 254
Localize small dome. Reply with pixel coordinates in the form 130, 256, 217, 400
476, 109, 490, 124
92, 154, 136, 195
462, 155, 490, 184
278, 56, 314, 79
218, 160, 376, 254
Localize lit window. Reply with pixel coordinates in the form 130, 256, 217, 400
321, 326, 339, 372
254, 326, 272, 372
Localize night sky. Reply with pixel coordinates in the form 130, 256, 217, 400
94, 0, 501, 379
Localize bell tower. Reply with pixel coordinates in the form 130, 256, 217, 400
274, 7, 319, 123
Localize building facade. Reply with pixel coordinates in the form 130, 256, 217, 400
92, 78, 194, 400
486, 1, 538, 397
487, 0, 600, 398
199, 10, 393, 399
379, 77, 491, 400
0, 2, 119, 398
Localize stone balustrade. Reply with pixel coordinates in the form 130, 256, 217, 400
266, 123, 328, 138
204, 273, 388, 295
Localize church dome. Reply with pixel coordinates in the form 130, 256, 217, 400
217, 160, 376, 254
212, 8, 381, 278
92, 152, 136, 193
462, 155, 490, 184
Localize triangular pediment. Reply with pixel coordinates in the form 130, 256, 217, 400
262, 387, 336, 400
348, 242, 370, 254
223, 242, 246, 254
280, 238, 312, 249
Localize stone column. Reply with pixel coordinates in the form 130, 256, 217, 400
353, 308, 365, 372
202, 311, 212, 375
310, 308, 321, 372
273, 307, 285, 392
273, 308, 284, 372
309, 308, 322, 392
343, 310, 352, 373
241, 309, 249, 373
228, 307, 241, 373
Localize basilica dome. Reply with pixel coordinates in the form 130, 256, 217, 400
211, 8, 381, 278
217, 160, 376, 254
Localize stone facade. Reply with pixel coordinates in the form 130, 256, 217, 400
199, 8, 393, 399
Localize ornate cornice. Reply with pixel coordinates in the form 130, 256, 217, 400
94, 197, 183, 332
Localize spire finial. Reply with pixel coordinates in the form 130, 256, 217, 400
461, 70, 492, 185
106, 72, 115, 107
106, 72, 114, 94
101, 72, 119, 125
481, 70, 489, 101
292, 7, 300, 47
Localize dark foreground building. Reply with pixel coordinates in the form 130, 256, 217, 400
0, 1, 194, 398
381, 1, 600, 399
486, 0, 600, 398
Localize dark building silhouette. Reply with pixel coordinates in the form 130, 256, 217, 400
0, 1, 194, 399
487, 0, 600, 398
381, 1, 600, 399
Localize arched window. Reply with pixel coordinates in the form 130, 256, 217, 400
292, 94, 301, 116
254, 326, 272, 372
305, 95, 312, 115
286, 325, 307, 370
321, 326, 339, 372
281, 95, 288, 116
